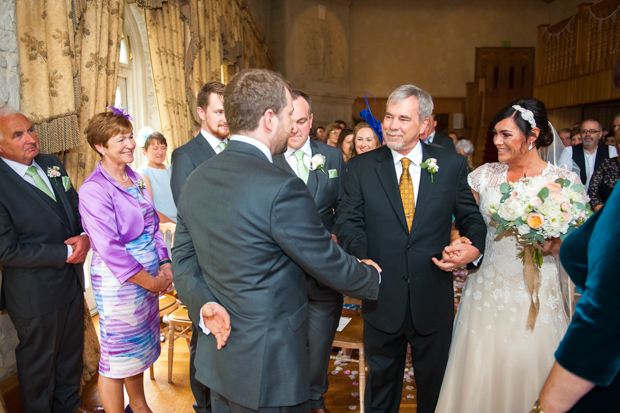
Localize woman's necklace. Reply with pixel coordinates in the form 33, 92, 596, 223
101, 162, 129, 183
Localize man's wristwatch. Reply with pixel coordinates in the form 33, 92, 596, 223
532, 400, 546, 413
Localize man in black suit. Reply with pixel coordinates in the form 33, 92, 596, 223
273, 90, 346, 413
170, 80, 228, 413
567, 119, 618, 189
335, 85, 486, 413
170, 81, 229, 204
172, 69, 381, 413
0, 107, 90, 412
419, 113, 455, 150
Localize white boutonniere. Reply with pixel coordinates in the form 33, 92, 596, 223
47, 166, 61, 179
310, 154, 327, 175
420, 158, 439, 183
136, 179, 146, 195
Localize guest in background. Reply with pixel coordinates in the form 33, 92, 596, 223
604, 132, 615, 146
418, 113, 455, 149
325, 122, 342, 147
335, 119, 347, 130
533, 162, 620, 413
337, 128, 354, 164
79, 110, 172, 413
559, 128, 573, 147
455, 139, 475, 171
448, 131, 459, 146
567, 119, 618, 189
137, 131, 177, 223
0, 107, 89, 413
613, 113, 620, 132
316, 126, 327, 143
571, 127, 582, 146
587, 129, 620, 211
350, 122, 380, 159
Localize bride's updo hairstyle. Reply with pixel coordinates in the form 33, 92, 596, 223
492, 97, 554, 149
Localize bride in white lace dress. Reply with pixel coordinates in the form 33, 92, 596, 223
435, 98, 585, 413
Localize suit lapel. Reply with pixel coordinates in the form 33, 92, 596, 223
307, 141, 321, 198
374, 148, 408, 232
409, 145, 437, 237
0, 159, 69, 227
196, 133, 216, 160
36, 156, 76, 231
273, 154, 296, 176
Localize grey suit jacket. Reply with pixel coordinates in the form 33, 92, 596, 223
170, 132, 217, 205
0, 154, 84, 318
272, 140, 345, 232
172, 140, 379, 410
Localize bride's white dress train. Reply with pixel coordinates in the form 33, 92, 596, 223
435, 162, 576, 413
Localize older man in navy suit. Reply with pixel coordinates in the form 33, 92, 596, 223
0, 107, 89, 412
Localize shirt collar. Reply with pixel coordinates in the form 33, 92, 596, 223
201, 128, 228, 151
428, 131, 436, 143
391, 139, 423, 166
1, 156, 40, 177
230, 134, 273, 163
284, 137, 312, 159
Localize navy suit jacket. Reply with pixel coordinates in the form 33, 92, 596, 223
0, 154, 84, 318
170, 132, 217, 205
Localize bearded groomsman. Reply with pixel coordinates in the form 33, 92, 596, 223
273, 90, 346, 413
170, 80, 228, 413
170, 81, 229, 204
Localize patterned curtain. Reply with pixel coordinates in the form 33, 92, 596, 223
16, 0, 125, 188
143, 0, 272, 150
145, 0, 195, 150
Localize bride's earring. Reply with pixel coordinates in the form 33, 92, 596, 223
528, 141, 534, 151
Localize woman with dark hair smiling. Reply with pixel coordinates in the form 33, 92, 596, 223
436, 98, 587, 413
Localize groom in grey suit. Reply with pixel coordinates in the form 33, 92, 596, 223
273, 90, 346, 413
172, 69, 380, 413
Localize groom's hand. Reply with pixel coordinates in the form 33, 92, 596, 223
201, 302, 231, 350
432, 243, 481, 271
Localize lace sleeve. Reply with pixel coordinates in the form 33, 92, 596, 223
587, 161, 606, 208
467, 163, 489, 193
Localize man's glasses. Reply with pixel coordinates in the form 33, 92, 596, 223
330, 131, 341, 136
580, 129, 601, 135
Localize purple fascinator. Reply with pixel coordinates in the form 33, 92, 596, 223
359, 92, 383, 144
107, 105, 133, 121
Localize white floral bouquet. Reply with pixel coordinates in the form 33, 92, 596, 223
490, 174, 591, 267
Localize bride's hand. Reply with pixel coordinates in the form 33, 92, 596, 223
445, 237, 472, 258
540, 238, 562, 255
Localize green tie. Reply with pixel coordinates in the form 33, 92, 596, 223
217, 141, 227, 153
25, 166, 56, 201
294, 150, 309, 184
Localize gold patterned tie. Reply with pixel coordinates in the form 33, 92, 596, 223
399, 158, 415, 231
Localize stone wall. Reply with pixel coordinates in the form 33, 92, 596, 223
0, 0, 20, 383
0, 0, 19, 109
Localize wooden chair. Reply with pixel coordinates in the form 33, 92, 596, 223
166, 306, 193, 383
331, 314, 366, 413
159, 222, 176, 247
150, 294, 179, 380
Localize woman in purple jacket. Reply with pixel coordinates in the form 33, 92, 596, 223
79, 110, 172, 413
